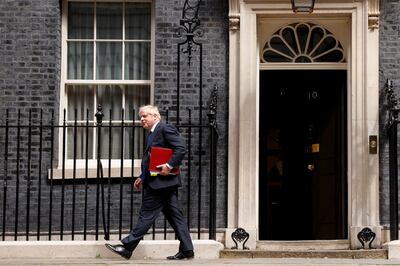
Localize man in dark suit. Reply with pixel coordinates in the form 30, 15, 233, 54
105, 105, 194, 260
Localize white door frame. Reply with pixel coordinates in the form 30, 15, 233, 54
226, 0, 380, 249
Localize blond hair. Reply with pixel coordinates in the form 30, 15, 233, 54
138, 105, 161, 120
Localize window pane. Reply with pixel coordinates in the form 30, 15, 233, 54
100, 127, 123, 159
125, 3, 151, 40
311, 36, 337, 58
270, 36, 294, 58
124, 85, 149, 159
296, 24, 309, 54
124, 126, 145, 159
68, 2, 94, 39
97, 85, 123, 159
96, 42, 122, 80
307, 27, 324, 54
66, 85, 95, 120
125, 42, 150, 80
282, 28, 298, 54
97, 85, 123, 121
125, 85, 150, 120
67, 42, 93, 79
67, 127, 94, 159
66, 85, 95, 159
263, 50, 292, 62
96, 3, 122, 39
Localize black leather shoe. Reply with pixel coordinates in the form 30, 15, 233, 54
105, 243, 132, 259
167, 250, 194, 260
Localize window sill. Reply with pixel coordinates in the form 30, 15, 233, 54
49, 166, 141, 180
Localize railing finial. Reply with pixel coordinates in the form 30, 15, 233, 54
175, 0, 203, 65
95, 105, 104, 125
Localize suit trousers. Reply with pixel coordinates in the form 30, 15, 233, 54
121, 185, 193, 252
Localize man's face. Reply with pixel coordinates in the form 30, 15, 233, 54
139, 111, 158, 130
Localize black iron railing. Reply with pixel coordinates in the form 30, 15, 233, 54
0, 0, 218, 242
0, 103, 217, 241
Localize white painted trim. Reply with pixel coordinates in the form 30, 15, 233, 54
59, 0, 69, 168
234, 2, 259, 247
260, 63, 347, 70
59, 159, 140, 169
64, 80, 151, 85
227, 24, 240, 229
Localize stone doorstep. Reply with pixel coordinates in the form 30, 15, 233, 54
220, 249, 388, 259
383, 240, 400, 259
256, 240, 351, 251
0, 240, 223, 259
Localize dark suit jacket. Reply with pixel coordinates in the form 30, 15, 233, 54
141, 122, 186, 190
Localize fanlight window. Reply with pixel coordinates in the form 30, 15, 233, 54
261, 23, 345, 63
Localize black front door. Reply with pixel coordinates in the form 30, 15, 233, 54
259, 70, 347, 240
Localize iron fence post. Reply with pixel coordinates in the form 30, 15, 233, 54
386, 79, 399, 240
60, 109, 66, 240
207, 85, 218, 240
48, 110, 54, 240
95, 106, 102, 240
15, 110, 21, 241
95, 105, 109, 240
2, 110, 9, 241
36, 109, 43, 240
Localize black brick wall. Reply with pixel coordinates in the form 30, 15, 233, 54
0, 0, 229, 238
0, 0, 60, 118
379, 0, 400, 226
0, 0, 63, 237
154, 0, 228, 229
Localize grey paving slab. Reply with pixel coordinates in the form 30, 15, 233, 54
1, 258, 400, 266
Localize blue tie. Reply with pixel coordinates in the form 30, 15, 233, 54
141, 132, 153, 181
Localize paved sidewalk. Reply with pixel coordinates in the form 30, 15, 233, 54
2, 258, 400, 266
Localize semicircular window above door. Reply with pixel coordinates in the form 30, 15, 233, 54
261, 22, 346, 63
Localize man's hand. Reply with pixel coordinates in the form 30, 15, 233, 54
134, 178, 142, 190
156, 164, 171, 176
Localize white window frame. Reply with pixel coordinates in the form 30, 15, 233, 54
59, 0, 154, 172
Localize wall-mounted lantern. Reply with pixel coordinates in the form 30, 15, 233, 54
291, 0, 315, 13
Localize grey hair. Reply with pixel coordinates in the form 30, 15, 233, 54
138, 105, 161, 120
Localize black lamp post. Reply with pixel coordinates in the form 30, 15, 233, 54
291, 0, 315, 13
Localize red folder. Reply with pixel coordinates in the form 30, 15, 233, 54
148, 147, 180, 175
